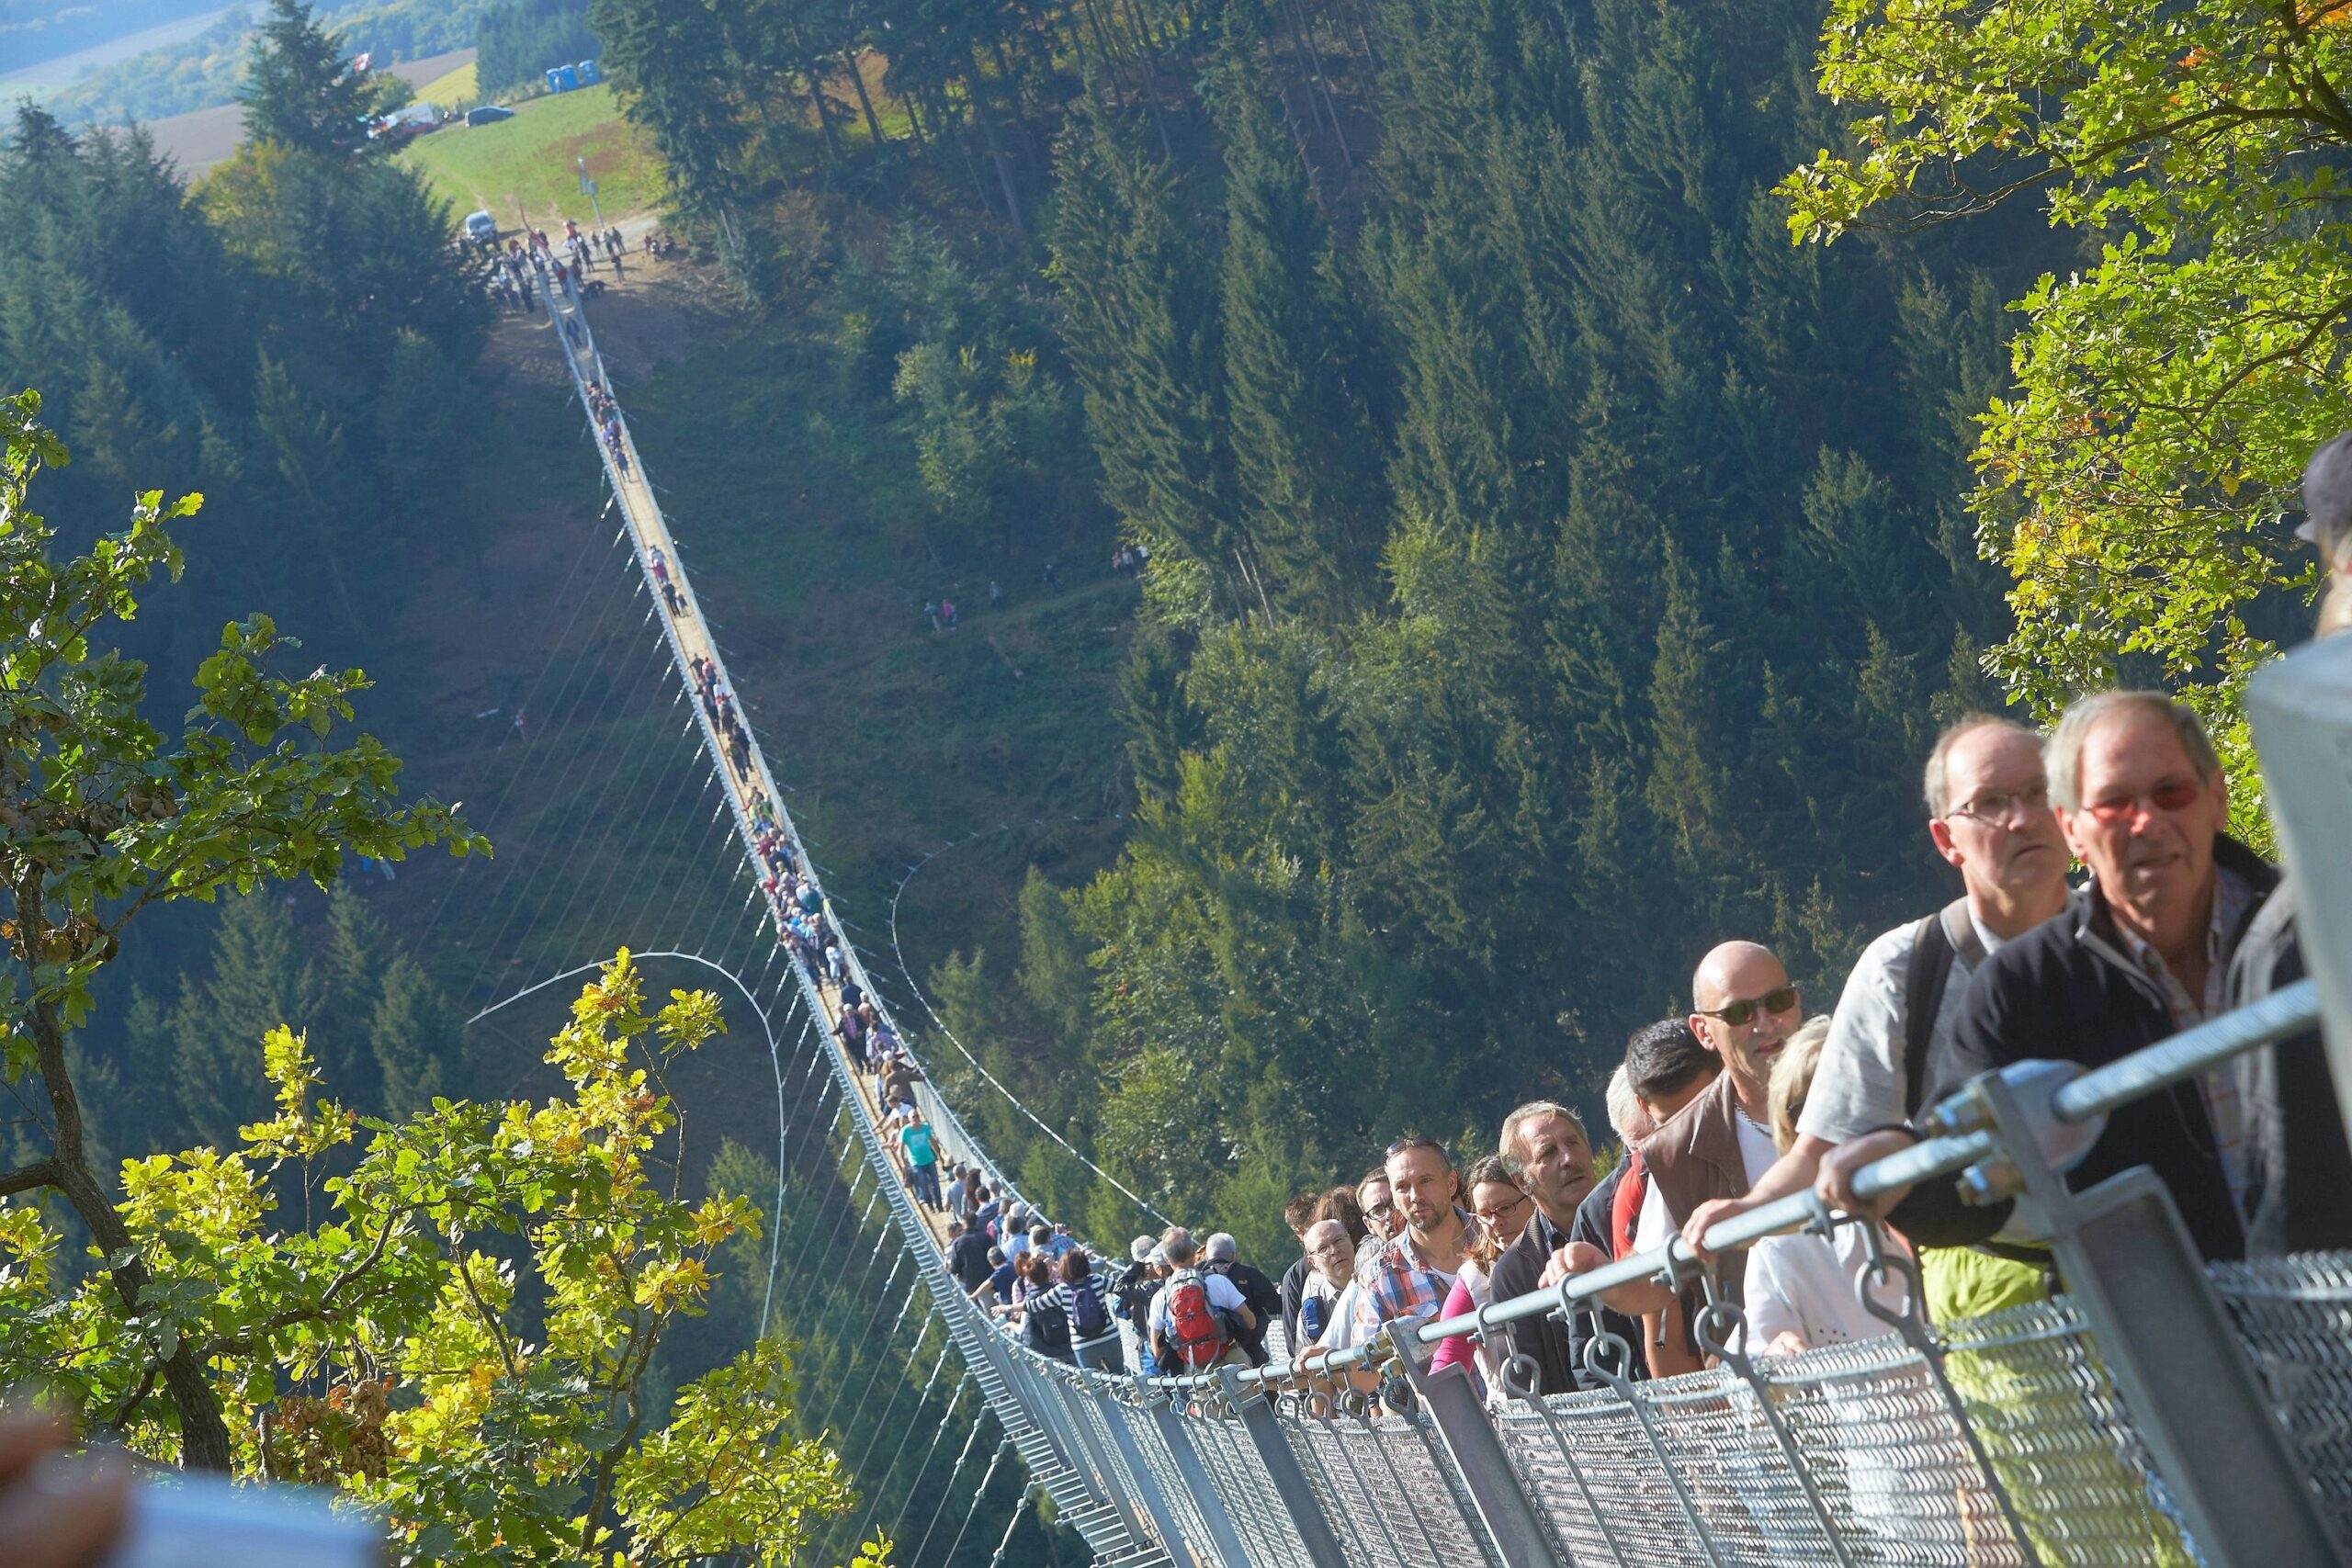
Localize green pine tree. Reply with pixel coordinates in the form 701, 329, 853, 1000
1210, 39, 1383, 620
369, 955, 456, 1118
169, 893, 323, 1149
240, 0, 382, 160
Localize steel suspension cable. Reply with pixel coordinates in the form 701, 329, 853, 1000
937, 1436, 1013, 1568
895, 1376, 981, 1558
906, 1400, 991, 1568
475, 636, 680, 992
644, 789, 736, 948
445, 538, 645, 942
458, 558, 656, 998
519, 637, 702, 964
400, 513, 627, 966
846, 1350, 962, 1552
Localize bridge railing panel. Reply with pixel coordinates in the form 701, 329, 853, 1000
2213, 1253, 2352, 1543
1748, 1337, 2024, 1564
1936, 1300, 2193, 1565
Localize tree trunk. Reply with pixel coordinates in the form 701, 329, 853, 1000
842, 48, 888, 149
805, 64, 843, 163
1121, 0, 1161, 58
965, 54, 1027, 237
902, 85, 929, 153
1080, 0, 1129, 101
1283, 0, 1351, 167
15, 881, 234, 1472
935, 84, 998, 220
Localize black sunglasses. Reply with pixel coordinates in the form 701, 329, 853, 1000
1696, 986, 1799, 1028
1385, 1135, 1444, 1157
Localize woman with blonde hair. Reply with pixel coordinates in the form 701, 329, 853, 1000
1746, 1016, 1912, 1354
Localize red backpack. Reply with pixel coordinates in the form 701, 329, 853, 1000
1161, 1269, 1228, 1370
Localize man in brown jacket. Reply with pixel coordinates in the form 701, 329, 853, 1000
1550, 941, 1800, 1375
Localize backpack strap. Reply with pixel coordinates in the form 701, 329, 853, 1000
1901, 902, 1962, 1120
1939, 896, 1989, 973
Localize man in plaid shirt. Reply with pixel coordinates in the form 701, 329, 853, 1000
1343, 1136, 1472, 1344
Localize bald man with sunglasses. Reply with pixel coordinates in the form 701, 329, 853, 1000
1830, 691, 2284, 1268
1622, 944, 1803, 1308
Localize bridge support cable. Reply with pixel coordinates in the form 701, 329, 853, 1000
456, 552, 662, 1003
936, 1437, 1014, 1568
400, 513, 636, 968
532, 653, 724, 961
907, 1404, 994, 1568
862, 1364, 971, 1552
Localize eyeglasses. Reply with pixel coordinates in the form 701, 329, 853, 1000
1474, 1192, 1529, 1225
2086, 778, 2202, 824
1696, 986, 1799, 1028
1947, 780, 2049, 827
1363, 1198, 1396, 1219
1385, 1135, 1443, 1157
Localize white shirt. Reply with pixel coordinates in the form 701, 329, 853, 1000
1801, 910, 2006, 1144
1633, 1107, 1779, 1256
1746, 1224, 1912, 1351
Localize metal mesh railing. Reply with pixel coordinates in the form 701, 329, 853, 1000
1936, 1299, 2197, 1566
2213, 1253, 2352, 1547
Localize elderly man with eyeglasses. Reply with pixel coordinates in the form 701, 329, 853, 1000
1682, 715, 2072, 1322
1833, 691, 2294, 1269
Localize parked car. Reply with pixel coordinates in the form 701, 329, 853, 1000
464, 210, 499, 246
465, 105, 515, 127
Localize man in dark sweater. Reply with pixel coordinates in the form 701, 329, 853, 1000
1275, 1191, 1319, 1356
1487, 1099, 1597, 1394
947, 1221, 995, 1295
1203, 1233, 1285, 1366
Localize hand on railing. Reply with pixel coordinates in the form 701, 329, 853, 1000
1817, 1128, 1917, 1219
1541, 1238, 1671, 1316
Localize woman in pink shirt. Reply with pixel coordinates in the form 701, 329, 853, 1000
1428, 1156, 1532, 1388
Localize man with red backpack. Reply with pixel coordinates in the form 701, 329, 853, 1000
1148, 1228, 1256, 1373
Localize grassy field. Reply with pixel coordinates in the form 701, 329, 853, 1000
411, 57, 476, 108
398, 82, 663, 231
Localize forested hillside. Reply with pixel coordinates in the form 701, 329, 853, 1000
576, 0, 2078, 1257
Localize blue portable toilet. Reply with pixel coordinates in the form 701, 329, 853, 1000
555, 62, 580, 93
576, 57, 601, 85
544, 66, 565, 94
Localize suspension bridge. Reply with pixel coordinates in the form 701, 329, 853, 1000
445, 258, 2352, 1568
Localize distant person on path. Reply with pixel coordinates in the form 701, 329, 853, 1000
899, 1110, 942, 1210
942, 598, 957, 628
1041, 562, 1059, 596
989, 580, 1002, 610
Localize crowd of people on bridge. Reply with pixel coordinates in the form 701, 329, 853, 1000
594, 258, 2351, 1437
935, 432, 2352, 1414
1157, 434, 2352, 1405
